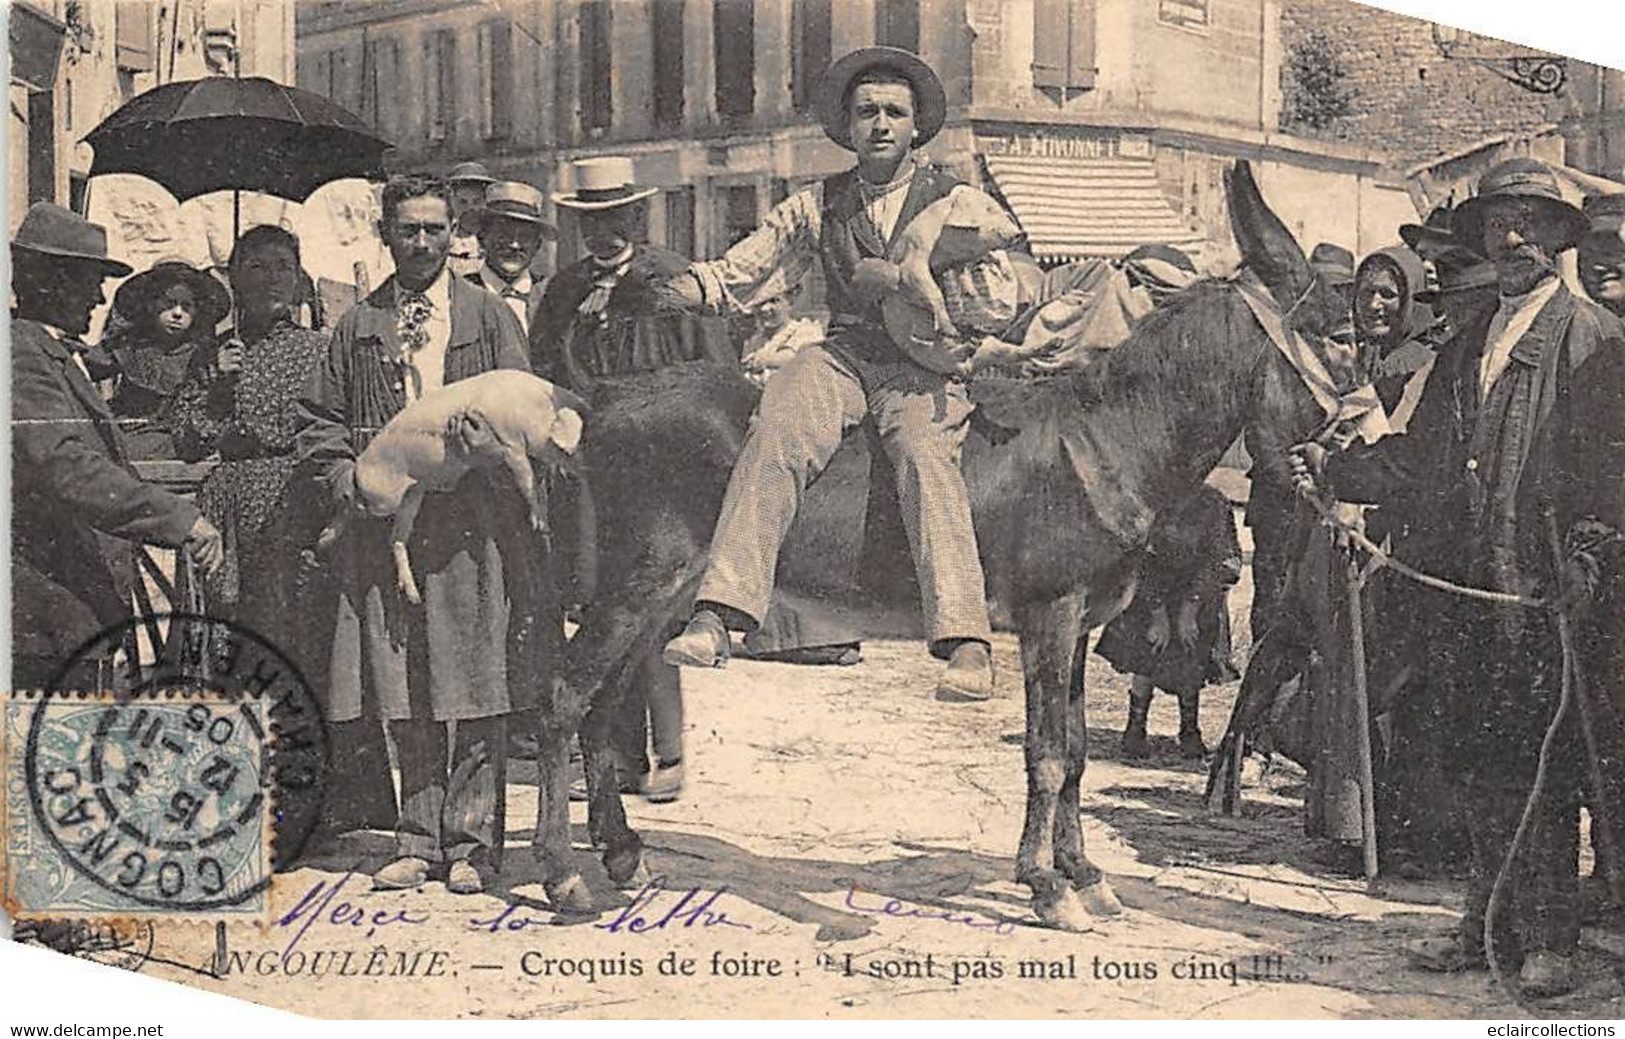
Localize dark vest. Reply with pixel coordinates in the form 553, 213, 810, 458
819, 164, 960, 356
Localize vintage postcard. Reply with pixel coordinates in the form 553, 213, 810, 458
5, 0, 1625, 1022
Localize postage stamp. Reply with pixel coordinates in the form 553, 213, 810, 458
1, 614, 330, 921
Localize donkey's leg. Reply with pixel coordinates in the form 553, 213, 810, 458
533, 719, 593, 913
1054, 626, 1123, 916
580, 689, 646, 887
1017, 594, 1091, 931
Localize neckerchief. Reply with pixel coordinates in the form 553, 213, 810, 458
396, 288, 433, 399
1232, 268, 1392, 447
578, 244, 635, 326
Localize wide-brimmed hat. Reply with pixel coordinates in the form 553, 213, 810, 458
1309, 242, 1356, 287
1399, 203, 1459, 257
552, 156, 658, 211
447, 161, 496, 186
112, 257, 232, 325
816, 46, 947, 152
11, 202, 132, 276
1452, 158, 1589, 253
474, 181, 558, 239
1582, 193, 1625, 243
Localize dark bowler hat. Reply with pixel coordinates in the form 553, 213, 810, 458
551, 156, 657, 211
1309, 242, 1356, 287
1415, 254, 1499, 304
112, 256, 231, 326
447, 161, 497, 186
1452, 158, 1589, 253
1582, 193, 1625, 240
475, 181, 557, 239
816, 46, 947, 152
1399, 203, 1458, 257
11, 202, 132, 276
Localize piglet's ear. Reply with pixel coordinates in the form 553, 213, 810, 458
550, 407, 584, 455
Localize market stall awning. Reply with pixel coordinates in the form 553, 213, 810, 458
983, 154, 1204, 261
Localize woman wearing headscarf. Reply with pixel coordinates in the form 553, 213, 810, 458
1352, 245, 1445, 433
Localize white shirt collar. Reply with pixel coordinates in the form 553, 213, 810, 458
480, 265, 532, 297
398, 266, 452, 310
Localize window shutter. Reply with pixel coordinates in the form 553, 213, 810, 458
1033, 0, 1096, 91
116, 1, 155, 73
874, 0, 919, 54
651, 0, 685, 130
791, 0, 831, 114
713, 0, 755, 121
579, 1, 613, 132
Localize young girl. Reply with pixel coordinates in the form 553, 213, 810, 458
94, 257, 230, 459
1096, 485, 1242, 759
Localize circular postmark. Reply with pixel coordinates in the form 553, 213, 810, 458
26, 614, 330, 911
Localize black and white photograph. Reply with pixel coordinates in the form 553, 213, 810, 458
4, 0, 1625, 1022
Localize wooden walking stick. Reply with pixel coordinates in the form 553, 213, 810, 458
1345, 556, 1380, 881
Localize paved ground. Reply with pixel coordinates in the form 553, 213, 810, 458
140, 565, 1625, 1019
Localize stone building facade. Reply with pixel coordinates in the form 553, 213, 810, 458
9, 0, 297, 232
292, 0, 1618, 286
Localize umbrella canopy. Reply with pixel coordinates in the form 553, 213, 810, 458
85, 77, 392, 203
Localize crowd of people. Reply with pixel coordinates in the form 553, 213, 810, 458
12, 44, 1625, 1001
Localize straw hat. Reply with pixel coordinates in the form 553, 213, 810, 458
474, 181, 557, 238
551, 156, 658, 211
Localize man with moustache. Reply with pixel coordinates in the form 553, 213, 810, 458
470, 181, 556, 337
1301, 159, 1624, 996
659, 47, 999, 702
12, 203, 223, 689
447, 162, 497, 278
296, 174, 549, 895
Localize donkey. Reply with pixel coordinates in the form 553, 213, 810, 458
534, 160, 1354, 930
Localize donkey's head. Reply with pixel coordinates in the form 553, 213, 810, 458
1225, 160, 1357, 376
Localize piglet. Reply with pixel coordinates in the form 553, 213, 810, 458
315, 369, 588, 605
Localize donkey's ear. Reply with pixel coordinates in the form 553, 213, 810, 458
1225, 160, 1314, 313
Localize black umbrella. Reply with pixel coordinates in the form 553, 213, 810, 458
85, 76, 392, 203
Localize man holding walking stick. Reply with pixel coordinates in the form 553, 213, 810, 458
1295, 159, 1624, 999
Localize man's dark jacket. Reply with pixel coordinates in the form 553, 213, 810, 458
11, 317, 199, 672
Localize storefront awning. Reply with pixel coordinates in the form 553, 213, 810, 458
983, 154, 1204, 261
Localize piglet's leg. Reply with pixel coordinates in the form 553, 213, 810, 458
392, 485, 427, 605
499, 447, 547, 534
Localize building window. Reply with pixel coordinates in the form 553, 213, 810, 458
1032, 0, 1097, 91
718, 183, 759, 252
579, 0, 613, 133
362, 36, 402, 140
477, 20, 514, 140
790, 0, 831, 114
713, 0, 755, 121
27, 90, 55, 206
1158, 0, 1210, 31
424, 29, 456, 143
651, 0, 685, 130
115, 1, 155, 73
664, 187, 695, 259
874, 0, 919, 54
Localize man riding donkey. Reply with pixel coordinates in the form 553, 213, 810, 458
660, 47, 1003, 701
1300, 158, 1625, 998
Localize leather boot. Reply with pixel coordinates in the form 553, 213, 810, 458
1519, 950, 1577, 998
662, 610, 731, 669
935, 640, 994, 702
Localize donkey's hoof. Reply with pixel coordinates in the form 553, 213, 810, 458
1077, 878, 1123, 917
546, 873, 595, 914
1035, 887, 1094, 933
604, 844, 645, 888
